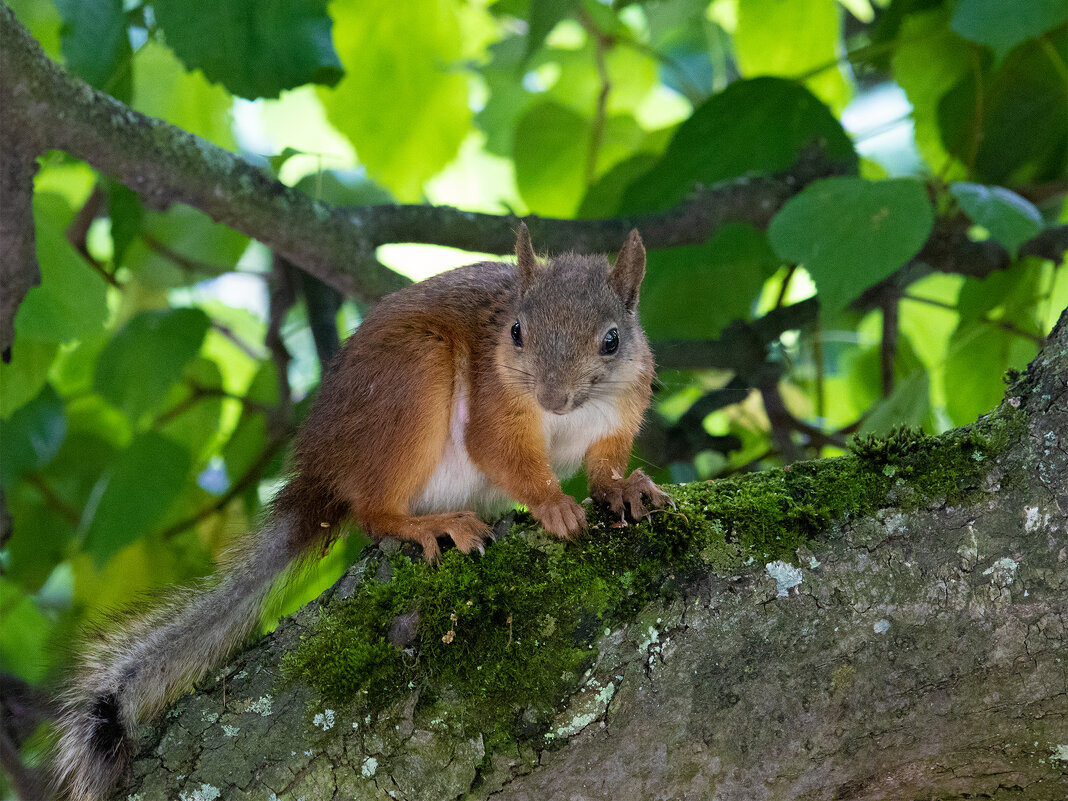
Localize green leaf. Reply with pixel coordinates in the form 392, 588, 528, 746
944, 321, 1036, 426
858, 371, 931, 436
847, 333, 928, 430
6, 481, 76, 593
768, 177, 934, 314
889, 9, 969, 179
6, 0, 63, 61
951, 0, 1067, 62
81, 432, 192, 564
158, 357, 225, 466
39, 427, 122, 513
121, 204, 250, 288
0, 340, 59, 420
93, 308, 211, 420
152, 0, 343, 99
525, 0, 577, 63
293, 170, 393, 207
54, 0, 132, 101
956, 259, 1044, 326
132, 39, 237, 150
321, 0, 472, 200
734, 0, 850, 112
15, 194, 110, 344
578, 153, 659, 219
620, 78, 856, 213
0, 384, 66, 490
0, 579, 51, 682
513, 101, 591, 216
950, 183, 1043, 256
938, 32, 1068, 185
642, 224, 781, 340
106, 181, 144, 264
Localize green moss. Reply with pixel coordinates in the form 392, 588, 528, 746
282, 407, 1024, 743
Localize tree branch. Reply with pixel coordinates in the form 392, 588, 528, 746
2, 6, 1062, 368
105, 310, 1068, 801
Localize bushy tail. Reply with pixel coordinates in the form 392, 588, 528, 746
50, 512, 305, 801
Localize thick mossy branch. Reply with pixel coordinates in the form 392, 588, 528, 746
282, 413, 1020, 740
107, 311, 1066, 801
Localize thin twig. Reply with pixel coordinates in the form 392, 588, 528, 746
881, 290, 899, 398
775, 264, 798, 309
155, 382, 274, 427
902, 293, 1048, 345
158, 436, 289, 540
141, 233, 230, 276
578, 10, 614, 188
26, 473, 80, 527
66, 184, 122, 288
212, 320, 269, 362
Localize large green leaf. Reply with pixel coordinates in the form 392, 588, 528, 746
0, 384, 65, 490
153, 0, 343, 99
889, 9, 969, 179
938, 31, 1068, 185
16, 194, 110, 344
734, 0, 850, 112
93, 308, 211, 420
768, 177, 934, 314
620, 78, 856, 213
642, 224, 781, 340
321, 0, 472, 200
951, 0, 1067, 62
81, 432, 192, 565
513, 101, 591, 216
950, 183, 1043, 256
54, 0, 132, 101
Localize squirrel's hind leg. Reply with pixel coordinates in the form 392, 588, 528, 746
360, 510, 492, 563
335, 337, 491, 563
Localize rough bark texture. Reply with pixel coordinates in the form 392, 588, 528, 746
105, 312, 1068, 801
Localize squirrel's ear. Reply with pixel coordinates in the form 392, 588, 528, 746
516, 221, 540, 288
611, 229, 645, 311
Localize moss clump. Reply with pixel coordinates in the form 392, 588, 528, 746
283, 409, 1023, 740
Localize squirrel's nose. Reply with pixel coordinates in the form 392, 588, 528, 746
537, 385, 572, 414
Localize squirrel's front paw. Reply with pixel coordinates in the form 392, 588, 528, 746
593, 469, 671, 523
530, 494, 587, 539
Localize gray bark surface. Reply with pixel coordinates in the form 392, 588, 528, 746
108, 311, 1068, 801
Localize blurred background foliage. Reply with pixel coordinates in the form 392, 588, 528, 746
0, 0, 1066, 789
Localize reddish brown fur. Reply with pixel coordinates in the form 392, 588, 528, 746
273, 226, 666, 559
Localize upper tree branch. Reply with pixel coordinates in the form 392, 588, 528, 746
1, 6, 1063, 362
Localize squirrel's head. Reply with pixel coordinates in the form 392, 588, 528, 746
498, 223, 651, 415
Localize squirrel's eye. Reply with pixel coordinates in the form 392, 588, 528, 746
511, 320, 523, 347
601, 328, 619, 355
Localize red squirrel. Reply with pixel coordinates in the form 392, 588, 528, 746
51, 223, 670, 800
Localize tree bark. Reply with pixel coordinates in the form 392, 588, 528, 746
104, 311, 1068, 801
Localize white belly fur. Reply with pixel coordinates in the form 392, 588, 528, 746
410, 379, 619, 516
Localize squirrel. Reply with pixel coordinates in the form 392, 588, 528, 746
50, 223, 670, 800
